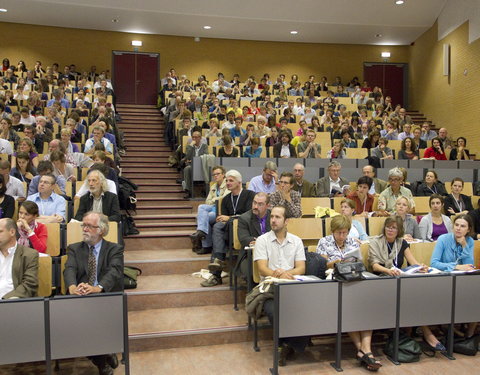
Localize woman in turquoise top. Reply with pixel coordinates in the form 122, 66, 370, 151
430, 213, 477, 339
430, 214, 475, 272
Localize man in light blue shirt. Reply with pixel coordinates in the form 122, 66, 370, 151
46, 89, 70, 108
248, 161, 278, 194
27, 174, 66, 223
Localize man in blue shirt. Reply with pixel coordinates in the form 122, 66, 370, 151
46, 89, 70, 108
248, 161, 278, 194
27, 174, 66, 223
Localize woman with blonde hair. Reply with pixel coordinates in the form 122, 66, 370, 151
11, 137, 39, 168
317, 215, 381, 371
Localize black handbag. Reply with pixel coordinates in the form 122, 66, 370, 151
384, 333, 422, 363
333, 261, 365, 282
452, 335, 479, 356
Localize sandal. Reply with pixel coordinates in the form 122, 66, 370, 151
357, 350, 382, 372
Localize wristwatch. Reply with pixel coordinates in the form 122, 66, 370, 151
98, 285, 104, 292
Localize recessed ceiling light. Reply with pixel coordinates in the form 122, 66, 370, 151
290, 31, 298, 35
0, 8, 7, 12
203, 26, 211, 30
112, 18, 119, 23
375, 34, 383, 38
395, 0, 404, 4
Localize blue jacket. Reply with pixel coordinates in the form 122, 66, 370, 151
430, 233, 474, 271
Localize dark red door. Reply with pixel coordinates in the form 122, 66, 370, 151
363, 63, 406, 107
113, 51, 159, 105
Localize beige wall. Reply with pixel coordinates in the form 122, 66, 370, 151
0, 21, 409, 84
409, 21, 480, 152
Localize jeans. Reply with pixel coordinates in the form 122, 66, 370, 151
196, 204, 217, 247
212, 221, 227, 261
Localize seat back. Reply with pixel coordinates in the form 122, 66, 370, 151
66, 221, 118, 246
45, 223, 61, 256
301, 197, 331, 217
38, 255, 53, 297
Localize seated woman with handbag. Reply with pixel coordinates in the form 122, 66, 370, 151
316, 215, 381, 371
368, 216, 445, 351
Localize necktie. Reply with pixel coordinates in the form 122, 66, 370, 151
87, 246, 96, 286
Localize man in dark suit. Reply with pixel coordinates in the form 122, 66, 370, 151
0, 218, 39, 299
237, 192, 271, 279
315, 161, 350, 197
74, 170, 121, 222
292, 163, 316, 197
64, 212, 124, 375
181, 130, 208, 198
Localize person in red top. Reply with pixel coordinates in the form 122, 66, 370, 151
16, 201, 48, 254
423, 137, 447, 160
347, 176, 374, 216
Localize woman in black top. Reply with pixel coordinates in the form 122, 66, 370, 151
444, 177, 473, 216
217, 135, 239, 158
0, 175, 15, 218
415, 170, 447, 196
361, 130, 380, 149
449, 136, 470, 160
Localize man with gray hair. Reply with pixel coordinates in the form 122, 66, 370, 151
202, 169, 255, 287
64, 211, 124, 374
377, 167, 415, 214
74, 170, 121, 222
247, 161, 278, 194
292, 163, 315, 197
315, 161, 350, 197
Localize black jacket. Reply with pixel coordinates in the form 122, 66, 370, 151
75, 191, 121, 222
238, 209, 271, 249
64, 240, 124, 292
273, 143, 297, 158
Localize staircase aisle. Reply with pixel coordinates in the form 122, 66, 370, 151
116, 104, 263, 373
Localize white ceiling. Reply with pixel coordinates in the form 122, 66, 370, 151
0, 0, 447, 45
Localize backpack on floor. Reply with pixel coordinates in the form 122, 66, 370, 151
118, 176, 138, 212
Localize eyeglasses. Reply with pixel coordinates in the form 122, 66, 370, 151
212, 172, 222, 177
385, 226, 398, 231
81, 223, 99, 230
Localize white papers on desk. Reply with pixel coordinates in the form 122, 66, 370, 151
450, 269, 480, 274
294, 275, 321, 281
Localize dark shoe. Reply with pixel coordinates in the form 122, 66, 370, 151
278, 343, 295, 367
423, 338, 446, 352
97, 364, 114, 375
106, 354, 119, 369
208, 258, 226, 273
196, 247, 212, 255
190, 230, 206, 249
200, 275, 222, 287
357, 350, 382, 371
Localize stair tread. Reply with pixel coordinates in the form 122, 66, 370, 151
128, 230, 193, 237
125, 249, 208, 262
133, 214, 196, 219
126, 273, 225, 293
128, 304, 247, 335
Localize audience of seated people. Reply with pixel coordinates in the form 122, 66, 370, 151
5, 64, 480, 371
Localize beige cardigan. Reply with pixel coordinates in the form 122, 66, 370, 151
368, 235, 405, 271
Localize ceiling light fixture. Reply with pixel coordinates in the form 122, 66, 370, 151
375, 34, 382, 38
203, 26, 211, 30
290, 31, 298, 35
395, 0, 405, 5
0, 8, 7, 12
